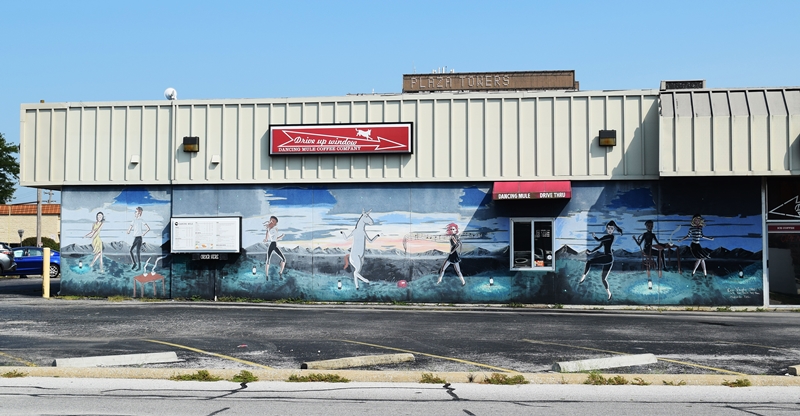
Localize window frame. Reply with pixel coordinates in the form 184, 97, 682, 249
509, 217, 555, 272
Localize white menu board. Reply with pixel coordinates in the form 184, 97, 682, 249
170, 217, 241, 253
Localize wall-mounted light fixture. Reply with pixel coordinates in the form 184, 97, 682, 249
129, 155, 140, 164
183, 136, 200, 152
599, 130, 616, 146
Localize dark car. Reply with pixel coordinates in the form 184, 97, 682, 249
0, 242, 17, 274
10, 247, 60, 278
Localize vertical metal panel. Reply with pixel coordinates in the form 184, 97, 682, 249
415, 100, 434, 179
139, 107, 157, 182
606, 96, 624, 176
748, 91, 769, 172
238, 105, 255, 182
518, 98, 536, 178
50, 109, 67, 183
450, 99, 468, 179
553, 97, 571, 176
79, 108, 96, 181
433, 99, 451, 178
536, 98, 554, 176
466, 99, 484, 178
570, 97, 589, 177
64, 109, 82, 182
642, 96, 659, 176
501, 98, 519, 177
588, 97, 606, 175
205, 105, 222, 182
623, 96, 644, 176
484, 99, 502, 177
254, 104, 271, 181
156, 106, 173, 182
110, 107, 128, 181
124, 107, 142, 182
95, 108, 111, 182
712, 109, 732, 172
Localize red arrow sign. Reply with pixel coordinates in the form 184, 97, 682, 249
269, 123, 413, 155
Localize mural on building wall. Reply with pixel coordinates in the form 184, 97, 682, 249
61, 178, 763, 306
60, 187, 171, 298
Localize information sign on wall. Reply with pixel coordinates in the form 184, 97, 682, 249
171, 217, 241, 253
269, 123, 413, 155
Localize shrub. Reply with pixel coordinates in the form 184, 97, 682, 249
21, 236, 59, 251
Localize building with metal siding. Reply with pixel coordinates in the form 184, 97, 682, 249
17, 82, 800, 307
20, 89, 659, 187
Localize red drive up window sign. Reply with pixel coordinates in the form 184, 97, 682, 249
269, 123, 413, 155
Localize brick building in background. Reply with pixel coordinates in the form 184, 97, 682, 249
0, 204, 61, 246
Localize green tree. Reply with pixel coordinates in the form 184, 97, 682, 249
0, 132, 20, 204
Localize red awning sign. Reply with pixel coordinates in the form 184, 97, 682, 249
269, 123, 413, 155
493, 181, 571, 200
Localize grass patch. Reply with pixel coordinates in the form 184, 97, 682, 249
481, 373, 528, 385
57, 295, 105, 300
584, 371, 628, 385
287, 373, 350, 383
169, 370, 222, 382
420, 373, 447, 384
506, 302, 525, 308
274, 298, 312, 304
2, 370, 27, 378
138, 297, 166, 302
390, 300, 409, 306
663, 380, 687, 386
716, 306, 733, 312
631, 377, 651, 386
107, 295, 130, 302
552, 303, 564, 309
217, 296, 267, 303
230, 370, 259, 383
722, 378, 751, 387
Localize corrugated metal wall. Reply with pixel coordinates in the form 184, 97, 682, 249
660, 88, 800, 176
20, 90, 661, 187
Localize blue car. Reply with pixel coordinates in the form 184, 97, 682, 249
11, 247, 60, 278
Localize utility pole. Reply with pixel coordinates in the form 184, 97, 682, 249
36, 189, 42, 247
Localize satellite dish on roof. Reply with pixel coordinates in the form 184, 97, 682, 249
164, 88, 177, 100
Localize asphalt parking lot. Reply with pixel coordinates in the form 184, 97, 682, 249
1, 277, 800, 385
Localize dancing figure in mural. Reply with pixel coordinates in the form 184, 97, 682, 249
341, 209, 379, 289
263, 216, 286, 278
84, 211, 106, 272
677, 214, 714, 276
127, 206, 151, 271
633, 219, 670, 285
580, 220, 623, 300
437, 223, 466, 286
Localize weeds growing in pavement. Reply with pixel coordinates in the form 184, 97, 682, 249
1, 370, 27, 378
584, 371, 629, 385
287, 373, 350, 383
420, 373, 447, 384
481, 373, 528, 385
662, 380, 687, 386
230, 370, 259, 383
169, 370, 222, 381
722, 378, 751, 387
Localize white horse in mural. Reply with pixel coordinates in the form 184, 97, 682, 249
341, 209, 379, 289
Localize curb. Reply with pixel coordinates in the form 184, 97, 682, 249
2, 367, 799, 386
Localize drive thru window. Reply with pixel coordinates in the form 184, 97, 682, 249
510, 218, 554, 271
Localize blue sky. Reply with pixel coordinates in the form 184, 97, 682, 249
2, 0, 799, 204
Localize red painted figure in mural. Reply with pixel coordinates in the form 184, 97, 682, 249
580, 220, 623, 300
437, 223, 466, 286
678, 214, 714, 276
